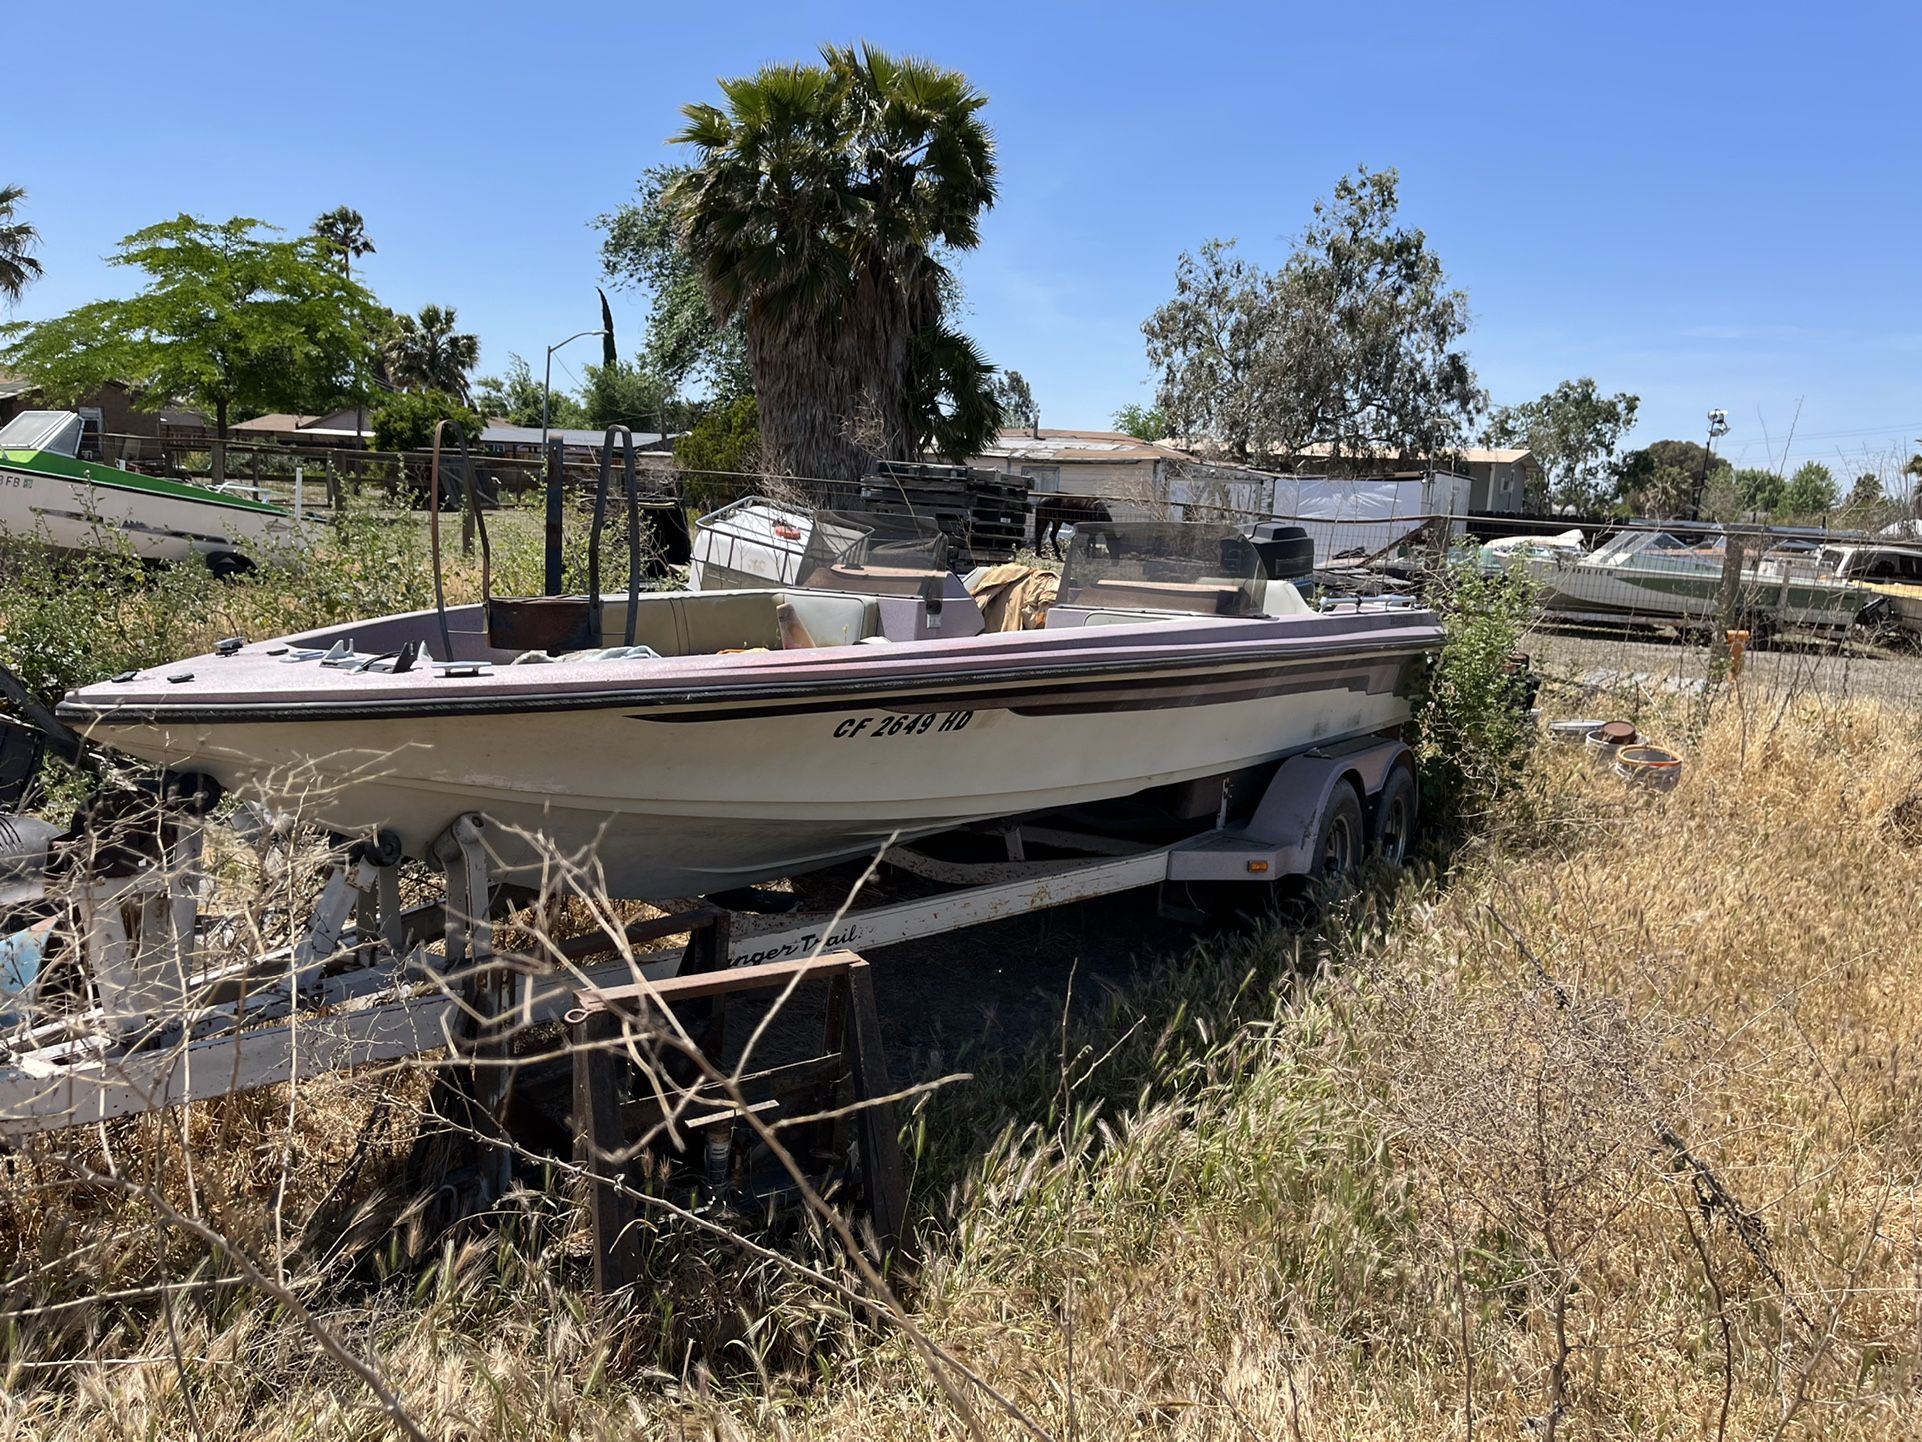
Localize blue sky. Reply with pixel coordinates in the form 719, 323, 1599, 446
7, 0, 1919, 477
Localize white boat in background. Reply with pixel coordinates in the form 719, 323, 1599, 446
1526, 525, 1886, 636
0, 410, 306, 571
1469, 528, 1585, 571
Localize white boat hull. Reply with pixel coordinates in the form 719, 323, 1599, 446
0, 461, 302, 563
1527, 556, 1868, 630
84, 665, 1415, 897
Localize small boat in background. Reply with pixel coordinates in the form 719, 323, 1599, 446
0, 410, 305, 573
1526, 526, 1885, 637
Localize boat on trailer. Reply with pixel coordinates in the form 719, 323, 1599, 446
0, 410, 304, 571
0, 456, 1444, 1137
58, 503, 1441, 900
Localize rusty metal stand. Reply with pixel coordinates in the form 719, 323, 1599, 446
566, 949, 907, 1294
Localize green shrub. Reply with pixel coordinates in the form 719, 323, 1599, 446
674, 395, 760, 511
1411, 560, 1539, 840
370, 390, 486, 453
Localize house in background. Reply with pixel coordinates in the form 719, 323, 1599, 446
971, 428, 1274, 516
0, 375, 209, 461
1448, 446, 1537, 514
1278, 442, 1538, 515
971, 426, 1478, 564
227, 409, 373, 448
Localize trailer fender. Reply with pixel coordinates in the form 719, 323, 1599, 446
1233, 740, 1411, 875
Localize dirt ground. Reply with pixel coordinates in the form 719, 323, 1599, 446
1527, 620, 1922, 709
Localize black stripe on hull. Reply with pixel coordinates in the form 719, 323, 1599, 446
635, 656, 1416, 721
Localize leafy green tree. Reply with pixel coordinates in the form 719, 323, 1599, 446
1637, 464, 1698, 518
1111, 403, 1167, 441
1482, 378, 1638, 512
1846, 472, 1883, 509
473, 353, 586, 428
668, 43, 1002, 481
370, 388, 484, 452
1698, 465, 1743, 522
579, 358, 679, 434
0, 214, 379, 437
989, 369, 1037, 430
1731, 467, 1784, 515
674, 395, 761, 508
1779, 461, 1837, 517
598, 165, 753, 403
311, 206, 374, 281
1142, 168, 1483, 465
1618, 440, 1731, 516
0, 185, 42, 307
382, 303, 479, 401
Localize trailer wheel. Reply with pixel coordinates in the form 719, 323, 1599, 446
205, 551, 253, 582
1315, 782, 1365, 884
1370, 764, 1419, 867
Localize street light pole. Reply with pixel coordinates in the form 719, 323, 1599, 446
541, 328, 610, 450
1692, 408, 1730, 520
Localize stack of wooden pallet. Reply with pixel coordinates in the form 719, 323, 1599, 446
841, 460, 1031, 567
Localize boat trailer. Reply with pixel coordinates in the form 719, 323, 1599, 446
0, 735, 1414, 1142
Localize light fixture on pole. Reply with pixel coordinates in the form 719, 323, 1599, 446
542, 329, 607, 449
1692, 408, 1730, 519
540, 290, 620, 450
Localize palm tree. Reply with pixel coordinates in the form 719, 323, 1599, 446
383, 304, 480, 403
668, 44, 999, 481
313, 207, 376, 436
311, 205, 375, 281
0, 185, 43, 308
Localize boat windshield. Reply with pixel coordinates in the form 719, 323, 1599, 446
691, 496, 951, 595
0, 410, 84, 457
1057, 521, 1268, 617
1587, 527, 1723, 569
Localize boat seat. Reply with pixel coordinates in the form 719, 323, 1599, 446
519, 590, 884, 659
675, 592, 782, 654
771, 590, 882, 647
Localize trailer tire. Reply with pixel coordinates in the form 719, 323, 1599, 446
1370, 763, 1419, 867
205, 551, 253, 582
1314, 781, 1365, 884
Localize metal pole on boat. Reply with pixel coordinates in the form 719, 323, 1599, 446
545, 439, 564, 596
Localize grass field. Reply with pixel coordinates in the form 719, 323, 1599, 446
0, 524, 1919, 1438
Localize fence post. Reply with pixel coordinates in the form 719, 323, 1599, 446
1710, 530, 1748, 677
545, 439, 565, 596
293, 464, 304, 522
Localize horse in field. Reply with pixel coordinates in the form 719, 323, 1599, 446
1032, 494, 1118, 559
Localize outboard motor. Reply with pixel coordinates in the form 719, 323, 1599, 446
1243, 522, 1315, 583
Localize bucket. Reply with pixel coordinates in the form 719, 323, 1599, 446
1614, 744, 1683, 792
1549, 718, 1608, 744
1585, 720, 1638, 764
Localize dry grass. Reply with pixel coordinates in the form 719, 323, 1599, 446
3, 686, 1921, 1439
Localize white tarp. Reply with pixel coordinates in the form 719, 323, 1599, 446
1266, 472, 1472, 563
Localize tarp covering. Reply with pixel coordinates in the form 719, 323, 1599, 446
965, 563, 1059, 631
1266, 473, 1472, 564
